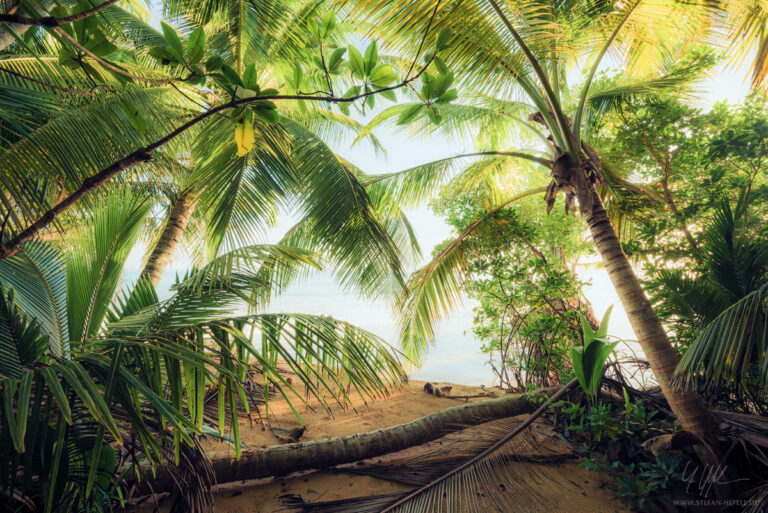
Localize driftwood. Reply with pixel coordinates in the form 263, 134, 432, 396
137, 387, 556, 493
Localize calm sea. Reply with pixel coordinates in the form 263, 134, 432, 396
123, 260, 640, 387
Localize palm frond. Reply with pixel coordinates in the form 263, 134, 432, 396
355, 99, 541, 150
581, 49, 715, 136
190, 117, 297, 256
173, 243, 321, 307
65, 191, 151, 343
0, 83, 61, 144
398, 187, 546, 365
280, 119, 407, 301
0, 85, 197, 235
363, 151, 549, 212
287, 107, 388, 158
721, 1, 768, 89
285, 381, 577, 513
675, 283, 768, 391
0, 285, 49, 378
0, 238, 69, 356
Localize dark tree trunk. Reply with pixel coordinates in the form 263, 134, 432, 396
140, 189, 198, 286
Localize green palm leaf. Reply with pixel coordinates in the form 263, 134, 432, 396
398, 187, 546, 365
281, 119, 407, 300
0, 238, 69, 356
0, 286, 49, 378
675, 283, 768, 391
0, 85, 196, 235
65, 191, 151, 343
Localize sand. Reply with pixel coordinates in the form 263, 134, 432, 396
152, 380, 632, 513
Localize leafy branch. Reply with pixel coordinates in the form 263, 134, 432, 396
0, 20, 453, 259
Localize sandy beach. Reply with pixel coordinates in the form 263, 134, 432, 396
135, 379, 631, 513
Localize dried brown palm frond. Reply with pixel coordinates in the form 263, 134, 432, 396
201, 369, 276, 426
282, 380, 577, 513
166, 437, 215, 513
338, 417, 546, 486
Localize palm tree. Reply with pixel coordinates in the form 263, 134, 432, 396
345, 0, 725, 442
0, 5, 427, 507
131, 0, 402, 288
0, 191, 406, 511
0, 1, 415, 302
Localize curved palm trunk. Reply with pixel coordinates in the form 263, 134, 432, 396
585, 190, 717, 443
140, 190, 197, 287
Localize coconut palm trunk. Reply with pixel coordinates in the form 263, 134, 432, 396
140, 189, 198, 286
132, 386, 558, 491
585, 188, 718, 442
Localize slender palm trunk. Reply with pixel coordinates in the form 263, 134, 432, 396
140, 190, 197, 287
585, 190, 718, 443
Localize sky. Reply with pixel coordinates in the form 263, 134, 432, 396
126, 46, 754, 386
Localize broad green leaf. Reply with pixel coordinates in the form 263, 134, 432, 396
205, 55, 223, 71
221, 64, 244, 87
84, 31, 117, 58
364, 40, 378, 75
579, 312, 594, 345
242, 63, 258, 91
369, 64, 397, 88
436, 27, 452, 50
59, 48, 79, 68
328, 47, 346, 72
434, 56, 449, 75
570, 347, 588, 397
149, 46, 177, 64
430, 72, 454, 99
119, 101, 148, 134
427, 104, 441, 124
307, 19, 321, 40
421, 72, 434, 99
160, 22, 184, 62
188, 28, 206, 64
436, 88, 458, 104
380, 89, 397, 102
588, 341, 619, 394
321, 12, 336, 38
72, 1, 98, 42
254, 105, 279, 124
339, 85, 361, 115
596, 305, 614, 339
348, 45, 365, 78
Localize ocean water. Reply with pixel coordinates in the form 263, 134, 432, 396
126, 264, 496, 385
263, 273, 492, 385
124, 256, 642, 388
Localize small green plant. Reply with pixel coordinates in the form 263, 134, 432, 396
570, 306, 618, 405
566, 402, 621, 444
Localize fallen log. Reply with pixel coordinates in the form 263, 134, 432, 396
139, 387, 558, 493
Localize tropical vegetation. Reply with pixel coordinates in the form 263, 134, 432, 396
1, 0, 768, 511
